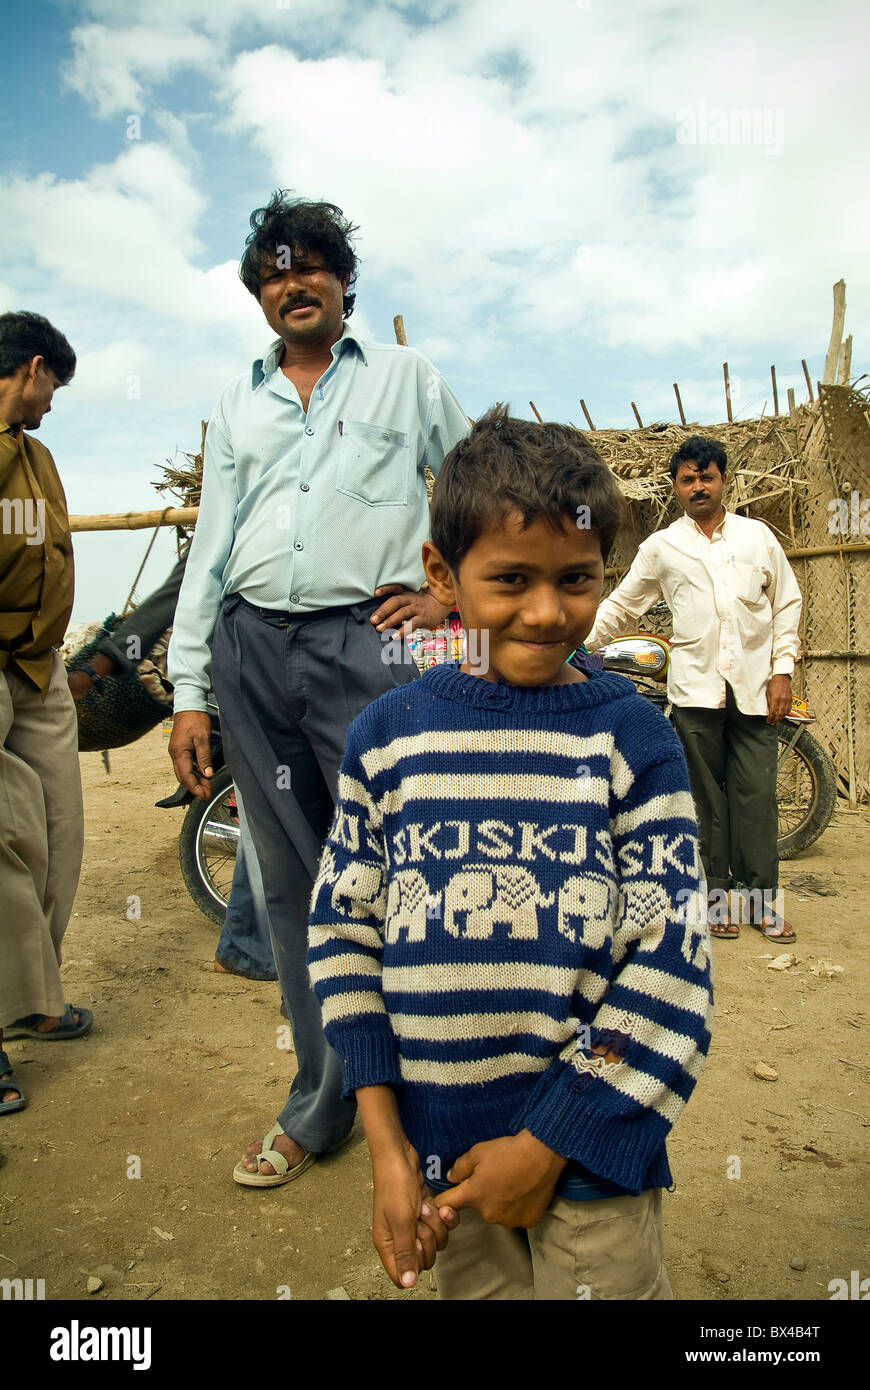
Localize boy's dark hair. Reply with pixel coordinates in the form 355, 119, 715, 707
669, 435, 727, 479
430, 404, 625, 571
239, 190, 360, 316
0, 311, 76, 384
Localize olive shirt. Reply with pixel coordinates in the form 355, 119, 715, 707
0, 415, 75, 696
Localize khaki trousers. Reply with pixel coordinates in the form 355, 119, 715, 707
435, 1188, 673, 1301
0, 651, 84, 1026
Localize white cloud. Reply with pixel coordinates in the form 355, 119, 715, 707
0, 145, 263, 342
63, 23, 217, 118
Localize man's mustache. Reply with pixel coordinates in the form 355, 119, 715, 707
690, 493, 710, 501
280, 297, 320, 315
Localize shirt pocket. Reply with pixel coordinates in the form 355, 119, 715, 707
731, 560, 766, 605
336, 420, 411, 506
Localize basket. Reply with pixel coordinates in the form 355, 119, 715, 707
65, 615, 169, 753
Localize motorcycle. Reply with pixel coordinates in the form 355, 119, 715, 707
155, 695, 239, 924
598, 633, 837, 858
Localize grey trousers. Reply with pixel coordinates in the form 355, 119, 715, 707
0, 651, 84, 1027
209, 593, 419, 1153
671, 684, 779, 896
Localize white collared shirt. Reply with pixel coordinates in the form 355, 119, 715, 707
586, 511, 802, 715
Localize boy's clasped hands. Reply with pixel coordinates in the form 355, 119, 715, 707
369, 1110, 568, 1289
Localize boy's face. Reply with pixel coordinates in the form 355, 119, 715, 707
422, 508, 606, 687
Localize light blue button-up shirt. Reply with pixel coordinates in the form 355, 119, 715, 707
168, 323, 470, 712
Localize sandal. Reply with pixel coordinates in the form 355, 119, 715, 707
752, 917, 797, 945
710, 918, 739, 939
0, 1049, 26, 1114
4, 1004, 94, 1040
232, 1122, 317, 1188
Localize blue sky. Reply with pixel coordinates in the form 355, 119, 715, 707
2, 0, 867, 618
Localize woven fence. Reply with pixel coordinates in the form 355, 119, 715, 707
590, 384, 870, 804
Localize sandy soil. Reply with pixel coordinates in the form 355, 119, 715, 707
1, 725, 868, 1302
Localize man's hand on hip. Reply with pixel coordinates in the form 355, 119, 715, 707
766, 674, 792, 725
371, 584, 452, 634
168, 710, 214, 799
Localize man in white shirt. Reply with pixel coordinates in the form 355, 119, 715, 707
585, 436, 802, 943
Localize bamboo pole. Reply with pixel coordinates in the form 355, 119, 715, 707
770, 365, 779, 415
393, 314, 407, 346
579, 399, 595, 430
723, 362, 733, 422
673, 383, 686, 426
603, 541, 870, 579
787, 387, 796, 417
838, 334, 853, 384
529, 401, 544, 423
801, 359, 814, 402
68, 507, 198, 533
631, 402, 644, 429
822, 279, 846, 384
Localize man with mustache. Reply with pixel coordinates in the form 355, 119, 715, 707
585, 436, 802, 944
167, 192, 469, 1185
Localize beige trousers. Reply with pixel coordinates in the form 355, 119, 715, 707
435, 1188, 673, 1301
0, 651, 84, 1027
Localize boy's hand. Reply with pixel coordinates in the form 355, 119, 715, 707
371, 1139, 453, 1288
438, 1130, 568, 1229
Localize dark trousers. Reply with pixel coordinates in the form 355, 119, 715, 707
209, 593, 419, 1153
671, 684, 779, 898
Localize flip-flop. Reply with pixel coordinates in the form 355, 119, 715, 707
232, 1122, 317, 1188
751, 920, 797, 945
4, 1004, 94, 1040
709, 920, 739, 939
0, 1049, 26, 1114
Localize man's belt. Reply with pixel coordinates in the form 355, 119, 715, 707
232, 593, 381, 625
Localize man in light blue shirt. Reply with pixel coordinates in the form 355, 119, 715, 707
168, 191, 469, 1187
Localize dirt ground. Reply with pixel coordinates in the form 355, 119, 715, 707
1, 724, 868, 1302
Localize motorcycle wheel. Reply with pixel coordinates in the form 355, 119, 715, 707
178, 765, 239, 924
777, 725, 837, 859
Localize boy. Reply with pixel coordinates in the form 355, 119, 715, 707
308, 406, 713, 1300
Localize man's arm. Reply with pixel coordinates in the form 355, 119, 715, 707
166, 413, 237, 713
417, 356, 472, 478
765, 533, 802, 678
763, 532, 802, 724
370, 356, 471, 634
585, 539, 664, 650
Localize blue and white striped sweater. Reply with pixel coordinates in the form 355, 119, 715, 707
307, 661, 713, 1196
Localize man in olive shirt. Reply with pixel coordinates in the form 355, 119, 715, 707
0, 311, 91, 1116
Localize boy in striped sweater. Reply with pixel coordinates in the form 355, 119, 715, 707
308, 406, 713, 1300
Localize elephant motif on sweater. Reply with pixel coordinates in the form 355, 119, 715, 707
329, 860, 386, 919
443, 865, 555, 939
384, 868, 430, 943
557, 872, 616, 947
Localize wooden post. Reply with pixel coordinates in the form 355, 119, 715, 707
787, 387, 796, 417
801, 359, 814, 402
630, 402, 644, 429
393, 314, 407, 346
529, 401, 544, 423
838, 334, 853, 385
822, 279, 846, 384
673, 383, 686, 426
770, 365, 780, 416
723, 362, 733, 422
579, 399, 596, 430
